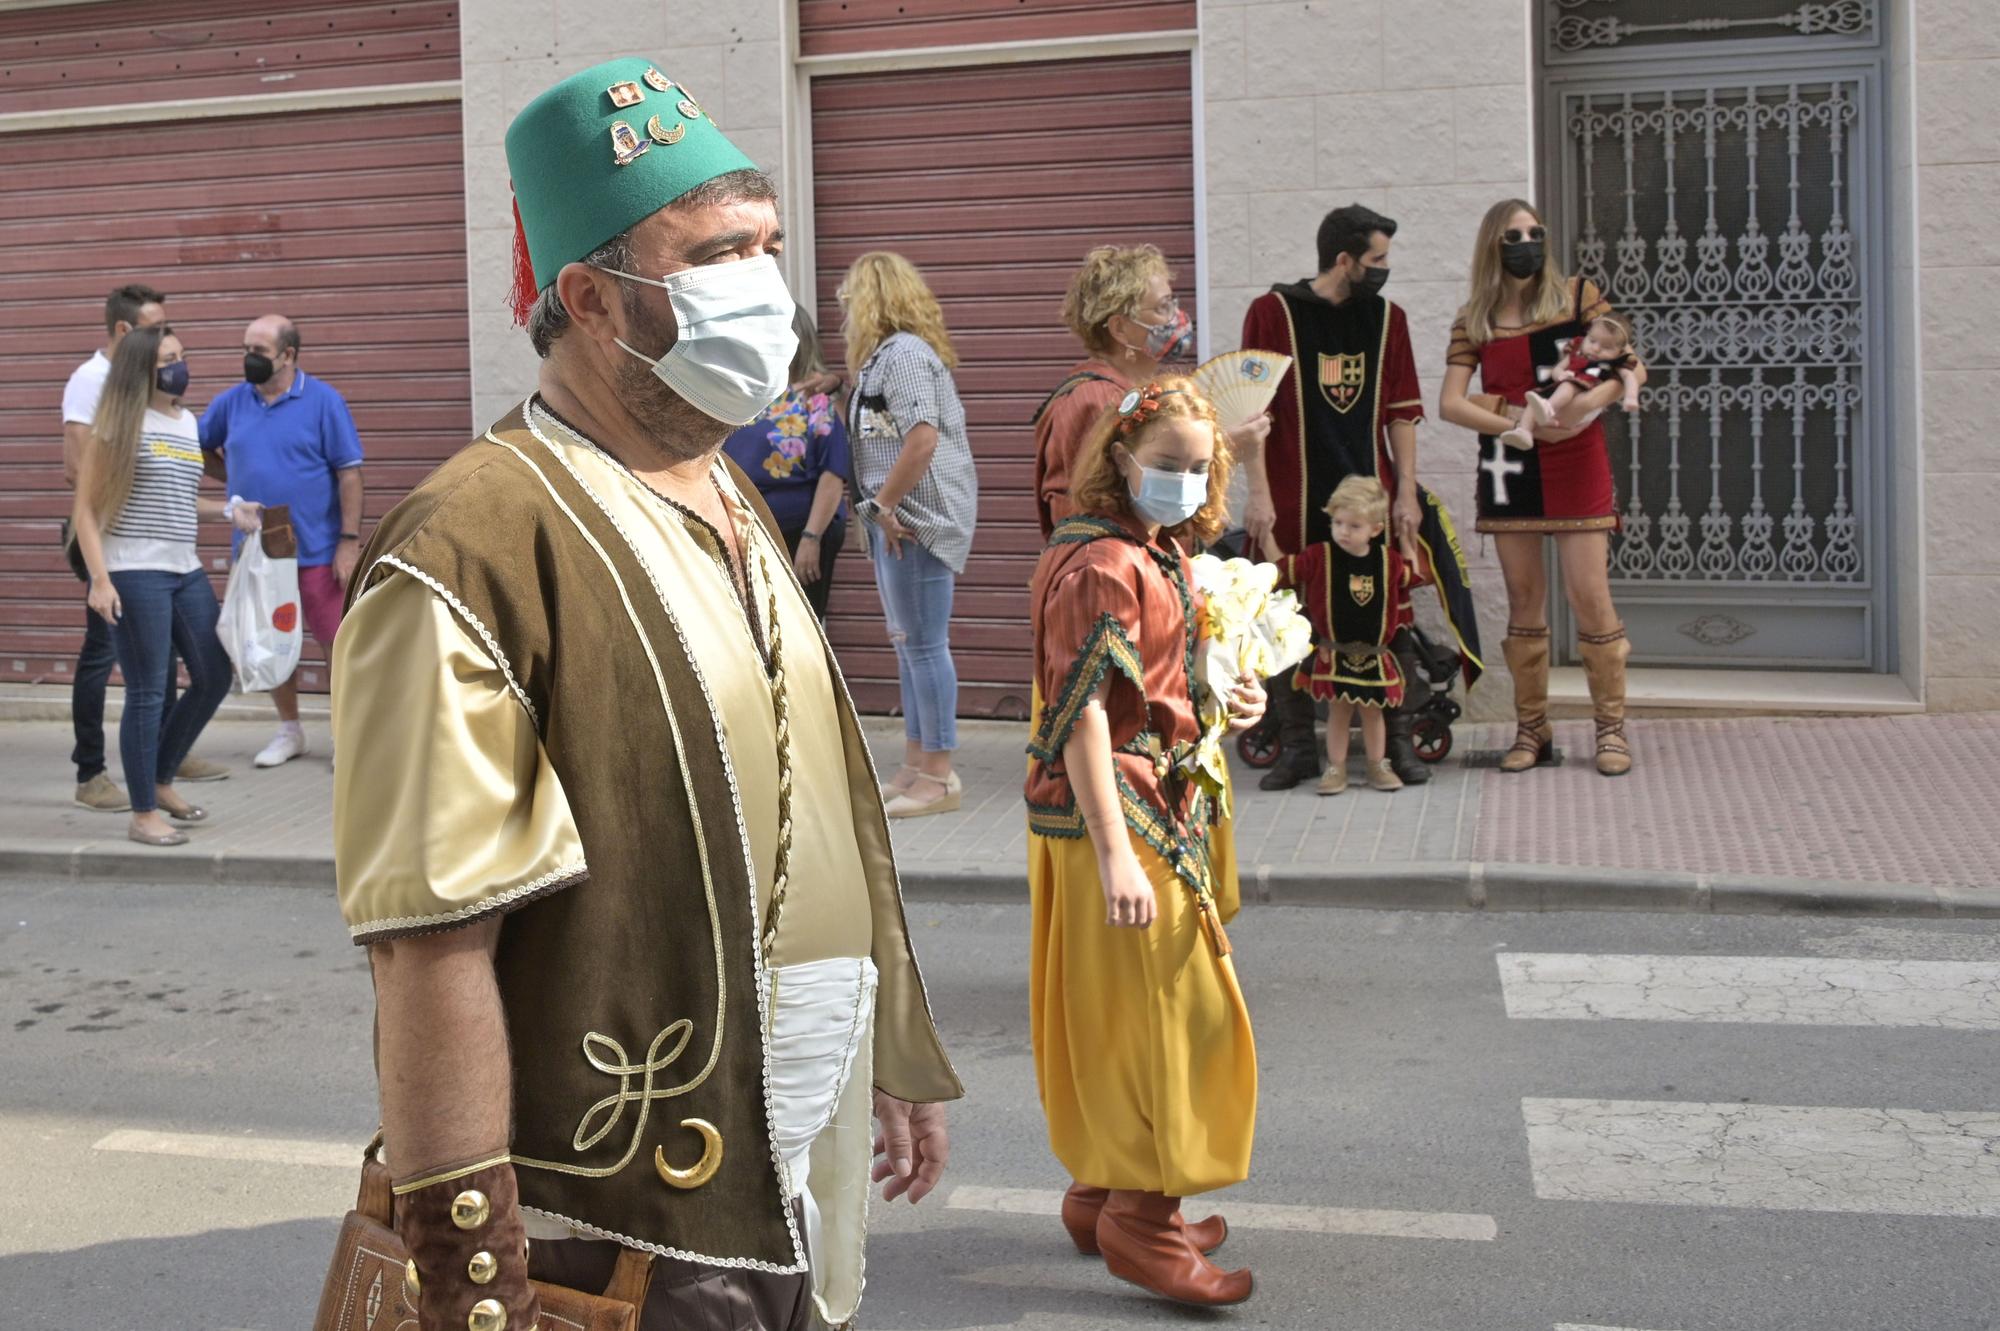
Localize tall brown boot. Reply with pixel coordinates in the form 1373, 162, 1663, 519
1096, 1190, 1253, 1307
1062, 1181, 1227, 1256
1578, 627, 1633, 776
1498, 626, 1554, 773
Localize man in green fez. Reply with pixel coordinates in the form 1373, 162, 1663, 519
329, 57, 961, 1331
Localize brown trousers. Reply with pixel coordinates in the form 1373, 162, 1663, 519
529, 1232, 815, 1331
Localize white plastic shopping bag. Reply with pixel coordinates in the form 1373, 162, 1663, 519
218, 537, 303, 694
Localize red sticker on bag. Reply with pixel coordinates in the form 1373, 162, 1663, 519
272, 603, 298, 633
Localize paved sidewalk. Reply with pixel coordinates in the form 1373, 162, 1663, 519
2, 690, 1996, 916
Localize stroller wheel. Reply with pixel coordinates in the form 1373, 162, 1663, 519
1237, 717, 1282, 769
1412, 714, 1453, 763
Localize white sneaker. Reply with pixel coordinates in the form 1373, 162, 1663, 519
254, 728, 308, 768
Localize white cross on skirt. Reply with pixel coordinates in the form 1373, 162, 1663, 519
1481, 437, 1525, 508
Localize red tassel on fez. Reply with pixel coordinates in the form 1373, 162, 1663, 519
507, 192, 539, 327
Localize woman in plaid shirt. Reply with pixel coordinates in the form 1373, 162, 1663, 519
841, 252, 979, 819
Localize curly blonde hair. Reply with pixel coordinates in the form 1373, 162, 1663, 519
839, 252, 959, 377
1062, 244, 1173, 358
1069, 375, 1233, 545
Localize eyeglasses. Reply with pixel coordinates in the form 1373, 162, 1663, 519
1503, 226, 1547, 244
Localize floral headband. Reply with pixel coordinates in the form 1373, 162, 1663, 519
1116, 384, 1185, 435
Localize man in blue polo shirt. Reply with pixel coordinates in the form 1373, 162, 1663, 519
200, 314, 365, 768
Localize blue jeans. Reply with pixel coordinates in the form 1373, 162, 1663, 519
70, 599, 179, 783
106, 569, 232, 813
868, 528, 958, 753
71, 604, 117, 783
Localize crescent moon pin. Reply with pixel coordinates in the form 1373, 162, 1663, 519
653, 1118, 723, 1190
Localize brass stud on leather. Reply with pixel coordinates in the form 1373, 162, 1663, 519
467, 1250, 498, 1285
403, 1258, 421, 1305
467, 1298, 507, 1331
450, 1189, 491, 1230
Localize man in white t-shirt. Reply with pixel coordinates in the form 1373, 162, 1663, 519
62, 283, 230, 811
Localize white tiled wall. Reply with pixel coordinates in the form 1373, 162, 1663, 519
1914, 0, 2000, 710
1201, 0, 1532, 717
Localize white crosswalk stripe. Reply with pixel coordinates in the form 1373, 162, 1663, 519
1524, 1097, 2000, 1218
88, 1129, 1498, 1244
1512, 943, 2000, 1331
1498, 952, 2000, 1029
946, 1185, 1496, 1241
93, 1127, 360, 1169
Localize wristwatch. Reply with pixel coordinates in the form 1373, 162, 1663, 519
801, 529, 824, 543
339, 531, 360, 542
856, 497, 883, 524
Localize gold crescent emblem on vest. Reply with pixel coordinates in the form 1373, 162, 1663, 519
653, 1118, 723, 1189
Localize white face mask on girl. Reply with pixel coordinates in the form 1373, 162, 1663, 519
602, 254, 800, 426
1126, 458, 1209, 528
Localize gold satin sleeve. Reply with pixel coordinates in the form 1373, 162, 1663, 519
331, 570, 586, 944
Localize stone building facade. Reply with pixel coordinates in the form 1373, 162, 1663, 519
453, 0, 1990, 719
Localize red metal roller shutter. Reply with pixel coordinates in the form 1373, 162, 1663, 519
810, 51, 1195, 718
798, 0, 1194, 58
0, 0, 458, 114
0, 2, 464, 693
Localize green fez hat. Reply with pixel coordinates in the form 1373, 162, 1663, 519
503, 57, 757, 319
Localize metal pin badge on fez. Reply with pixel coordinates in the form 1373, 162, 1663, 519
643, 66, 673, 93
607, 79, 645, 108
677, 93, 704, 120
646, 114, 686, 146
609, 120, 649, 166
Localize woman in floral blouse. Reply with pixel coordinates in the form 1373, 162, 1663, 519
721, 308, 851, 620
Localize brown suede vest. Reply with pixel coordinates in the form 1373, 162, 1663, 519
355, 407, 808, 1268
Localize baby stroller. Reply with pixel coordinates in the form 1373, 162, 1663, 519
1205, 529, 1465, 771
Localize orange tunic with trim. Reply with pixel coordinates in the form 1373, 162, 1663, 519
1025, 512, 1208, 857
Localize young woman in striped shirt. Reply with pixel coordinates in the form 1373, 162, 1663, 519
71, 326, 262, 846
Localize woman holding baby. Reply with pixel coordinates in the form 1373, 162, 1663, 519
1439, 198, 1647, 778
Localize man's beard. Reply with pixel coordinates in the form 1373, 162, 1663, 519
614, 299, 732, 464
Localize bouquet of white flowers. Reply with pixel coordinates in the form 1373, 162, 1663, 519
1183, 553, 1317, 816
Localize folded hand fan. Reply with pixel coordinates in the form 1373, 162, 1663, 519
1193, 350, 1293, 428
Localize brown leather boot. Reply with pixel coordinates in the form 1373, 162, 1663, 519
1062, 1182, 1227, 1256
1498, 626, 1554, 773
1579, 627, 1633, 776
1096, 1189, 1253, 1306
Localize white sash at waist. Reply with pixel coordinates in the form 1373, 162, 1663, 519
768, 953, 877, 1309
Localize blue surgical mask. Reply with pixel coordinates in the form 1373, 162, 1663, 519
1128, 459, 1208, 528
156, 361, 189, 397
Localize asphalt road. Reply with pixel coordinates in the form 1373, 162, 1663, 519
2, 877, 1997, 1330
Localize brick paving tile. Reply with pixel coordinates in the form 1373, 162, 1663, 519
2, 708, 1995, 891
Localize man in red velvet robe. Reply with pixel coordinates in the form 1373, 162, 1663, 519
1240, 205, 1483, 790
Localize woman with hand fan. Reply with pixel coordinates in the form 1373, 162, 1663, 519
1032, 245, 1272, 540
